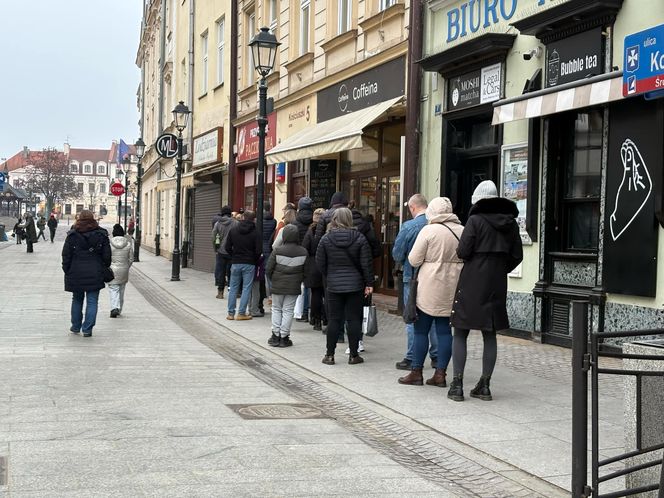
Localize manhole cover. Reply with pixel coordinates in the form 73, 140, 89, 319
227, 403, 330, 420
0, 456, 7, 486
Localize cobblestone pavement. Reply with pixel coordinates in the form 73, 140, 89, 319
0, 235, 625, 496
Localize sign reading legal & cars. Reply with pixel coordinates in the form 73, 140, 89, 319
156, 133, 179, 159
192, 128, 223, 168
447, 63, 502, 111
623, 23, 664, 97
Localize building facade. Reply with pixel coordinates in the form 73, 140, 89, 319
418, 0, 664, 343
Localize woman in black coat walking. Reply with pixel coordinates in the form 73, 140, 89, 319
303, 208, 325, 331
315, 208, 373, 365
448, 181, 523, 402
61, 210, 112, 337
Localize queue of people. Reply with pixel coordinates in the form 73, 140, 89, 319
210, 180, 522, 399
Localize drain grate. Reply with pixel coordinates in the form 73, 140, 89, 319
228, 403, 330, 420
0, 456, 7, 486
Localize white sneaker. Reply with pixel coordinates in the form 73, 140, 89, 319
358, 340, 365, 353
345, 347, 350, 355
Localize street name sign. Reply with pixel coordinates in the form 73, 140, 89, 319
110, 182, 125, 196
156, 133, 178, 159
0, 172, 5, 193
624, 23, 664, 98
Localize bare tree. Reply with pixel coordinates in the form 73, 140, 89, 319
21, 148, 77, 215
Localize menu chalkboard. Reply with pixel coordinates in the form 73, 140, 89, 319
310, 160, 337, 210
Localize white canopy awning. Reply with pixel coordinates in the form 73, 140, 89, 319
266, 96, 403, 164
492, 73, 624, 125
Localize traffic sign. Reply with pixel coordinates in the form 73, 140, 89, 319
156, 133, 179, 159
624, 24, 664, 98
110, 182, 125, 196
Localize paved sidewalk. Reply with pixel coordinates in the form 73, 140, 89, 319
132, 251, 627, 493
0, 235, 572, 497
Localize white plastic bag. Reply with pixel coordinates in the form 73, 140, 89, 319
293, 284, 305, 319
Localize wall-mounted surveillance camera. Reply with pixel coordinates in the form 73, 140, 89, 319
523, 47, 543, 61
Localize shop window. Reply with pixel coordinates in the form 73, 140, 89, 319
244, 186, 255, 211
64, 204, 72, 215
382, 124, 403, 166
341, 129, 379, 172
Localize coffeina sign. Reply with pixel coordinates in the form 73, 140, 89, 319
442, 0, 567, 44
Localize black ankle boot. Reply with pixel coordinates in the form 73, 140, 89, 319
447, 374, 464, 402
470, 376, 492, 401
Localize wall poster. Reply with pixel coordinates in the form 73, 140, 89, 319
501, 143, 532, 247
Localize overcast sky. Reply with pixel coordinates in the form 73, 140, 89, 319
0, 0, 142, 160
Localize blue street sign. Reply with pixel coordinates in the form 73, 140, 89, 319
623, 23, 664, 98
0, 172, 5, 193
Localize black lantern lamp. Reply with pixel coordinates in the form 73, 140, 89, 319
249, 27, 280, 78
173, 101, 191, 132
170, 101, 190, 281
133, 137, 146, 262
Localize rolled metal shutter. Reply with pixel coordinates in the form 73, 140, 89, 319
191, 184, 221, 273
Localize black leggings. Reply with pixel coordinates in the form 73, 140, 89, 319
310, 287, 324, 321
326, 290, 363, 356
452, 329, 497, 378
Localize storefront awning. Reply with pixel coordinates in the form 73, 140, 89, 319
266, 96, 403, 164
492, 72, 624, 125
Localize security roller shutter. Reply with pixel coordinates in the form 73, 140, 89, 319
191, 184, 221, 273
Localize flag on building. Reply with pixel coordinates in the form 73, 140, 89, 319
117, 139, 130, 164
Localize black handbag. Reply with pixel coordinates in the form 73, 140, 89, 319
363, 294, 379, 337
103, 266, 115, 283
403, 267, 419, 324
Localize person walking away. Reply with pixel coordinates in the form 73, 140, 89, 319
314, 192, 348, 244
108, 224, 133, 317
266, 225, 308, 347
262, 203, 278, 302
13, 217, 24, 244
47, 214, 58, 243
448, 181, 523, 402
392, 194, 439, 371
20, 214, 38, 253
37, 216, 47, 241
212, 205, 236, 299
316, 208, 373, 365
399, 197, 463, 388
293, 197, 314, 322
303, 208, 326, 331
225, 211, 261, 320
61, 210, 111, 337
249, 256, 267, 317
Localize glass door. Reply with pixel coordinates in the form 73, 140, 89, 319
379, 175, 400, 292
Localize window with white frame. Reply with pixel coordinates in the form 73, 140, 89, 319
268, 0, 278, 29
338, 0, 351, 34
300, 0, 310, 55
216, 17, 225, 85
379, 0, 395, 10
99, 183, 107, 194
84, 164, 92, 174
200, 31, 209, 94
77, 183, 84, 193
88, 183, 95, 194
97, 164, 105, 175
246, 12, 256, 86
70, 163, 78, 173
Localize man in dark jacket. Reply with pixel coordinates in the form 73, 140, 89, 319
212, 205, 237, 299
62, 210, 111, 337
262, 203, 277, 257
211, 210, 225, 228
266, 225, 308, 348
20, 214, 38, 253
314, 191, 348, 245
47, 214, 58, 243
225, 210, 261, 320
448, 180, 523, 402
293, 197, 314, 244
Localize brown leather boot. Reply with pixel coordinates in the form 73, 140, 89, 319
425, 368, 447, 387
398, 368, 424, 386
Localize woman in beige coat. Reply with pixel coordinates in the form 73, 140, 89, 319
398, 197, 463, 388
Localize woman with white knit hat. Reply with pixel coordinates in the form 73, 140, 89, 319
448, 180, 523, 402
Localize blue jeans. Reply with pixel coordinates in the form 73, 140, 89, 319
403, 282, 437, 361
71, 290, 100, 333
412, 310, 452, 370
228, 263, 255, 315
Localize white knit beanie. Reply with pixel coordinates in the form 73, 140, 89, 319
471, 180, 498, 205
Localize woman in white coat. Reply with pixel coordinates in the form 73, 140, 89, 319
398, 197, 464, 388
108, 224, 133, 317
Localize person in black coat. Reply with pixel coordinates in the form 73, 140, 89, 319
316, 207, 373, 365
61, 210, 112, 337
314, 191, 348, 246
225, 210, 261, 320
448, 181, 523, 402
293, 197, 314, 244
47, 214, 58, 243
303, 208, 325, 330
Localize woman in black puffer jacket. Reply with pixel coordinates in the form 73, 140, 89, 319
303, 208, 325, 330
62, 210, 111, 337
315, 207, 373, 365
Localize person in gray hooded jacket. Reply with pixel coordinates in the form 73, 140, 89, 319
265, 224, 308, 348
108, 224, 134, 318
212, 205, 237, 299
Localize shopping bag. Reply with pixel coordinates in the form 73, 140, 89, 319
363, 296, 379, 337
293, 284, 305, 319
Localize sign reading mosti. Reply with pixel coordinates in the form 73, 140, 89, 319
441, 0, 567, 44
317, 57, 405, 122
236, 113, 277, 164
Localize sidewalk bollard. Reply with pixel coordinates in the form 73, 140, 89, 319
572, 300, 589, 498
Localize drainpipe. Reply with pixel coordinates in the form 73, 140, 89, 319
403, 0, 423, 218
228, 0, 238, 209
155, 0, 167, 256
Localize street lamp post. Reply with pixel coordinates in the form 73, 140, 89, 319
122, 160, 130, 232
133, 138, 145, 262
249, 27, 280, 234
171, 101, 191, 281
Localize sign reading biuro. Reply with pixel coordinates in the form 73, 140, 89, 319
445, 0, 560, 43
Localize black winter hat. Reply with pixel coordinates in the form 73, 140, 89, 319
329, 191, 348, 208
298, 197, 313, 210
221, 205, 232, 216
112, 224, 125, 237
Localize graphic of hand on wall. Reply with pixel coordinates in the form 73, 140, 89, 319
609, 139, 652, 241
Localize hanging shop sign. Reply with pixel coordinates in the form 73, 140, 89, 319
317, 57, 405, 122
236, 113, 277, 164
545, 28, 603, 88
623, 23, 664, 98
192, 127, 223, 168
447, 63, 502, 111
443, 0, 567, 44
309, 160, 337, 210
603, 98, 663, 298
